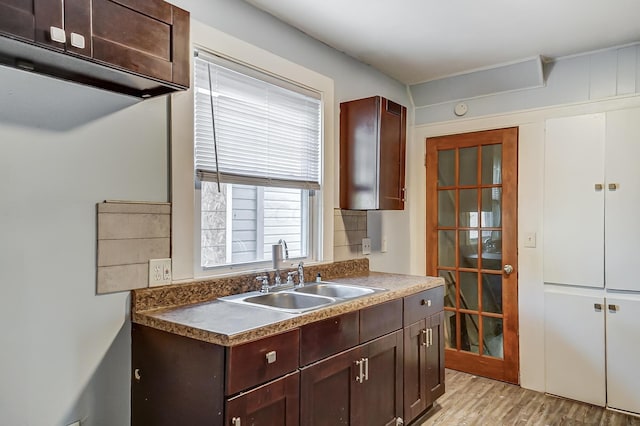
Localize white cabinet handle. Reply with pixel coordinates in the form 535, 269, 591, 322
265, 350, 277, 364
70, 32, 85, 49
50, 26, 66, 43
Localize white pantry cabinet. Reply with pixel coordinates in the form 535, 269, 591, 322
544, 289, 606, 407
543, 113, 605, 288
543, 107, 640, 414
606, 296, 640, 414
543, 108, 640, 292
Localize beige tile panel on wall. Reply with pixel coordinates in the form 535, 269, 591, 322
334, 209, 367, 261
97, 201, 171, 294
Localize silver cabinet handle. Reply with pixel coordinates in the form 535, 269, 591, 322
265, 350, 277, 364
70, 32, 86, 49
363, 357, 369, 381
50, 26, 66, 43
429, 328, 433, 346
232, 417, 241, 426
355, 359, 364, 383
503, 264, 514, 275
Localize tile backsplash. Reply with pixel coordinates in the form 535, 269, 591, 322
334, 209, 367, 261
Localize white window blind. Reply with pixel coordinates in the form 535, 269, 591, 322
194, 51, 322, 190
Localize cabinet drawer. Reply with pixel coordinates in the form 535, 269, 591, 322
300, 311, 359, 366
226, 329, 300, 396
360, 298, 402, 343
404, 286, 444, 326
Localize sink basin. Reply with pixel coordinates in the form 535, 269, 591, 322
220, 291, 336, 313
294, 282, 383, 299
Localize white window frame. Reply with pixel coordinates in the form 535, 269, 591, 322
170, 20, 335, 282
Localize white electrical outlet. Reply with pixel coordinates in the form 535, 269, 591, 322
362, 238, 371, 255
149, 258, 172, 286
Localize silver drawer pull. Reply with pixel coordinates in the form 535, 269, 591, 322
265, 350, 277, 364
421, 329, 428, 346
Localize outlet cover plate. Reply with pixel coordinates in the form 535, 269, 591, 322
362, 238, 371, 255
149, 258, 172, 286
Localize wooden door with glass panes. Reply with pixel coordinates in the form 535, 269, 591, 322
426, 128, 519, 384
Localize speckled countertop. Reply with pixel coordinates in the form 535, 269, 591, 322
132, 259, 444, 346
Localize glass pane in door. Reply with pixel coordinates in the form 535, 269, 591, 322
438, 150, 455, 187
483, 316, 504, 359
481, 144, 502, 185
438, 190, 456, 227
459, 147, 478, 186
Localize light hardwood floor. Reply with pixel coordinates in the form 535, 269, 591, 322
420, 369, 640, 425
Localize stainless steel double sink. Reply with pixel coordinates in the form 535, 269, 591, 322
219, 281, 385, 314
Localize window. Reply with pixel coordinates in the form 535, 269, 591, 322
194, 51, 322, 270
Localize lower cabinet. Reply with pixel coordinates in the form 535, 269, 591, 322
403, 312, 445, 423
131, 286, 446, 426
545, 290, 640, 414
300, 330, 404, 426
606, 297, 640, 414
226, 372, 300, 426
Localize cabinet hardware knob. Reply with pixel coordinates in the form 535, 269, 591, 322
422, 329, 428, 346
134, 368, 141, 381
265, 350, 277, 364
421, 299, 431, 307
608, 183, 618, 191
594, 184, 603, 191
608, 304, 619, 312
50, 26, 66, 43
70, 32, 85, 49
594, 303, 602, 311
232, 417, 242, 426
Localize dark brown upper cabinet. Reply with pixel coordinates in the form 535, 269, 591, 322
340, 96, 407, 210
0, 0, 189, 98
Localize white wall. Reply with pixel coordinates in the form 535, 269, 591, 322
410, 95, 640, 392
0, 1, 410, 425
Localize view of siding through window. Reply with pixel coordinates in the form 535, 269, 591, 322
201, 182, 307, 267
334, 209, 367, 261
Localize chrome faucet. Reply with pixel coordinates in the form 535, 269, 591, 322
278, 239, 289, 259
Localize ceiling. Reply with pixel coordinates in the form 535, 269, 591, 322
245, 0, 640, 84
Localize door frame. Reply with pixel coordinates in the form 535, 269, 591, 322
425, 127, 519, 384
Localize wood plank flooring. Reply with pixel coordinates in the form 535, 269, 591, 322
420, 369, 640, 425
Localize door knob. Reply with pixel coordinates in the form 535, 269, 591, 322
503, 264, 514, 275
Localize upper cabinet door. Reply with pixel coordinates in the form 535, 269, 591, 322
91, 0, 189, 86
605, 108, 640, 292
0, 0, 35, 41
543, 114, 605, 288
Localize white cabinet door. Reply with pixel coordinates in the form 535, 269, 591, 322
543, 114, 605, 288
605, 108, 640, 292
544, 289, 606, 406
606, 296, 640, 414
